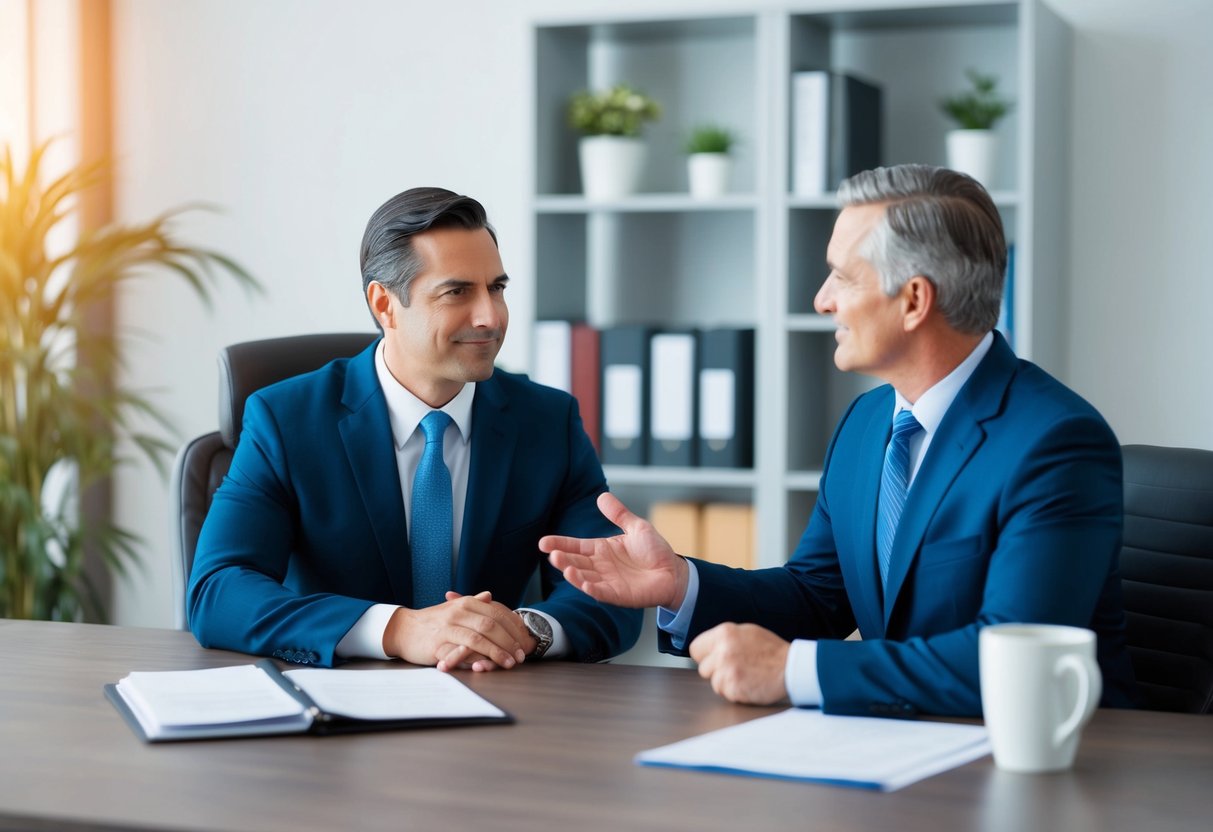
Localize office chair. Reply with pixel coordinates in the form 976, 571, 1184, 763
1119, 444, 1213, 713
169, 332, 378, 630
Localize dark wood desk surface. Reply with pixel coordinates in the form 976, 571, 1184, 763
1, 620, 1209, 832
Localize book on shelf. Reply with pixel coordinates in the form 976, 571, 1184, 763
701, 503, 754, 570
649, 329, 698, 467
792, 70, 883, 195
698, 328, 754, 469
648, 501, 753, 569
532, 320, 602, 451
105, 659, 512, 743
600, 325, 652, 466
792, 71, 830, 195
649, 501, 702, 557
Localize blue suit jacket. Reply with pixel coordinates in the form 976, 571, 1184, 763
188, 341, 641, 666
672, 333, 1137, 716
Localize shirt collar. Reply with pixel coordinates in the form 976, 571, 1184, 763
893, 330, 994, 433
374, 339, 475, 450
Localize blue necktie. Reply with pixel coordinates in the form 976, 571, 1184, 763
877, 409, 923, 590
411, 410, 453, 608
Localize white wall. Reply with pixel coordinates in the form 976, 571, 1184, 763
109, 0, 1213, 627
1057, 0, 1213, 448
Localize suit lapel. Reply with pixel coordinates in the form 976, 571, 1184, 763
455, 373, 517, 592
338, 341, 413, 602
882, 333, 1017, 627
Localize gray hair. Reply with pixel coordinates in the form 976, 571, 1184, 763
837, 165, 1006, 335
359, 187, 497, 325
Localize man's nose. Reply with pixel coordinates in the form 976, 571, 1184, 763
471, 289, 504, 328
813, 277, 833, 314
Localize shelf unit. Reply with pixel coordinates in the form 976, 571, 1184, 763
530, 1, 1070, 578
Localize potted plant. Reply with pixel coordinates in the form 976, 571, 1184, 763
684, 125, 737, 199
568, 83, 661, 200
939, 69, 1013, 188
0, 141, 258, 621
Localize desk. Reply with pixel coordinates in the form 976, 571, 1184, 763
1, 620, 1209, 832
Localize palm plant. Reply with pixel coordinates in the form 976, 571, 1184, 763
0, 141, 257, 621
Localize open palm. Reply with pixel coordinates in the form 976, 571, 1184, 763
539, 493, 688, 610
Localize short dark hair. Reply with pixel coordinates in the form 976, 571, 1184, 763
838, 165, 1006, 334
359, 187, 497, 322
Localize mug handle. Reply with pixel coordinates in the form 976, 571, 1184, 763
1053, 653, 1102, 748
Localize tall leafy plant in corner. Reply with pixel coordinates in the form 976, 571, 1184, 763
0, 141, 258, 621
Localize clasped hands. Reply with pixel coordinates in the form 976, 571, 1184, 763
383, 590, 536, 672
539, 492, 791, 706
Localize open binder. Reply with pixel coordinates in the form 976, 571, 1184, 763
106, 658, 512, 743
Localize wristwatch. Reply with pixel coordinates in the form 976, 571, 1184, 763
516, 609, 554, 659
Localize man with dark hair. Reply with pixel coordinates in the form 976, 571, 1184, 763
189, 187, 640, 669
542, 165, 1138, 716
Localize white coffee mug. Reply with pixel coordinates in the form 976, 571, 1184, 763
979, 623, 1102, 772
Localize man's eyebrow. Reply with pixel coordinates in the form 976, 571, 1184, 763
431, 278, 474, 292
430, 274, 509, 292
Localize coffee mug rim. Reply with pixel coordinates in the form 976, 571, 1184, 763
980, 622, 1096, 646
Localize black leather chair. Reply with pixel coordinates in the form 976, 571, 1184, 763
1120, 444, 1213, 713
169, 332, 378, 629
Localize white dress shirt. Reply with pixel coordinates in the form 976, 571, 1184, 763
659, 331, 995, 705
335, 341, 567, 660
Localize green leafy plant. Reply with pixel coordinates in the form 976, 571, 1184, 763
0, 140, 258, 621
939, 69, 1012, 130
568, 84, 661, 137
684, 125, 736, 155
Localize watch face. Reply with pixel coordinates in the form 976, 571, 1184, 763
521, 611, 553, 657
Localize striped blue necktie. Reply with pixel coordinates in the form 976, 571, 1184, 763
411, 410, 453, 608
877, 409, 923, 590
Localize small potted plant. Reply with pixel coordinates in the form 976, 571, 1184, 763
568, 83, 661, 200
684, 125, 736, 199
939, 69, 1012, 187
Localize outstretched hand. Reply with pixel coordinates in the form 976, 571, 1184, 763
539, 492, 690, 611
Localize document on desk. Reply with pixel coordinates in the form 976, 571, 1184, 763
635, 709, 990, 792
106, 659, 512, 743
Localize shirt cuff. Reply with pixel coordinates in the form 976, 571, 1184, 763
655, 559, 700, 651
784, 638, 823, 707
335, 603, 398, 660
516, 608, 568, 659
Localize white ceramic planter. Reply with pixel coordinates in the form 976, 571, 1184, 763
579, 136, 645, 201
687, 153, 731, 199
946, 129, 998, 188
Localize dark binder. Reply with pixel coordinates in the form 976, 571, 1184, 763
105, 659, 513, 743
828, 73, 882, 190
600, 325, 651, 466
697, 328, 755, 469
648, 329, 699, 467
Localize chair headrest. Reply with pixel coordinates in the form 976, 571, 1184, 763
218, 332, 379, 448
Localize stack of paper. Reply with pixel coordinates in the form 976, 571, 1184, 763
636, 708, 990, 792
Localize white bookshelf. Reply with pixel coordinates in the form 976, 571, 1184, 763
531, 1, 1070, 590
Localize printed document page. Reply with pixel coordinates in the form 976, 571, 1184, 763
636, 708, 990, 792
284, 668, 506, 721
117, 665, 308, 738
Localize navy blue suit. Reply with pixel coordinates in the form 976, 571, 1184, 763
188, 341, 641, 665
668, 333, 1137, 716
